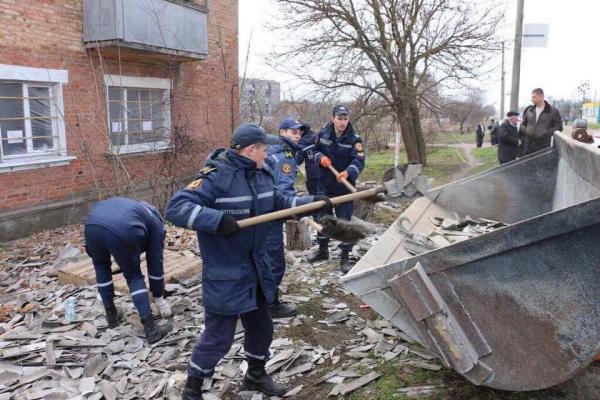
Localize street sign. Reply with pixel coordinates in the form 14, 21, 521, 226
522, 23, 549, 47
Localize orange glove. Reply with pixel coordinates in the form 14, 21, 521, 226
337, 171, 349, 182
320, 156, 332, 168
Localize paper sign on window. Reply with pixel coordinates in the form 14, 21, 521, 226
112, 122, 122, 133
7, 130, 24, 144
142, 121, 153, 131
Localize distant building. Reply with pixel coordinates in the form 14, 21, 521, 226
581, 102, 600, 124
240, 79, 281, 122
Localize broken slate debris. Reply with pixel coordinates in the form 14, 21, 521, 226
0, 209, 446, 398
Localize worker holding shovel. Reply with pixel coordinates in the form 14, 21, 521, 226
309, 105, 366, 273
167, 124, 332, 399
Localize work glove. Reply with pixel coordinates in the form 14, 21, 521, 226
217, 214, 240, 237
320, 156, 332, 168
154, 296, 173, 318
337, 171, 349, 182
314, 195, 333, 212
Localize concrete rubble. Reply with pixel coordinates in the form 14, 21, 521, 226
0, 204, 445, 399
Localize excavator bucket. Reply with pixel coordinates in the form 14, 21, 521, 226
341, 132, 600, 391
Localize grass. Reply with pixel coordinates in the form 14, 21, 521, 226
471, 146, 500, 175
361, 146, 465, 187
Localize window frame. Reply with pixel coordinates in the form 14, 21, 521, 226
103, 75, 172, 155
0, 64, 72, 172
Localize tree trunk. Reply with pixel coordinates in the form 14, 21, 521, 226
285, 220, 312, 250
396, 102, 427, 165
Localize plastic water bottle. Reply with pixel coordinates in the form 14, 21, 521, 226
64, 297, 76, 322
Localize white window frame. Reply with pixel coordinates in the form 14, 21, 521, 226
104, 74, 172, 155
0, 64, 74, 173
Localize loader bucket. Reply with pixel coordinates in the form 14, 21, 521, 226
341, 132, 600, 391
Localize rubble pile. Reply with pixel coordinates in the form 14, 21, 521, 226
0, 210, 444, 399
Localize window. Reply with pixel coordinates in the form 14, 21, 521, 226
104, 75, 171, 154
0, 64, 72, 172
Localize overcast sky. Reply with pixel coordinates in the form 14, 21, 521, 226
239, 0, 600, 110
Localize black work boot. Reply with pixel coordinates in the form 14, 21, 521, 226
243, 358, 288, 396
104, 303, 123, 329
181, 375, 204, 400
141, 315, 173, 344
308, 242, 329, 263
340, 250, 352, 274
270, 289, 297, 318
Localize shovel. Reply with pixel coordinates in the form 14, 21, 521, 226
302, 215, 369, 242
236, 164, 427, 229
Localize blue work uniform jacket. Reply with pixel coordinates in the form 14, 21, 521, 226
85, 197, 166, 275
165, 149, 314, 315
266, 136, 298, 196
314, 122, 365, 195
297, 128, 320, 182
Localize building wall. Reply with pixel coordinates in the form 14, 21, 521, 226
0, 0, 239, 220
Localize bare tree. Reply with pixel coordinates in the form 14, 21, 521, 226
271, 0, 501, 164
444, 88, 488, 134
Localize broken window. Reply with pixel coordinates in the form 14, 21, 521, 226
107, 86, 170, 153
0, 81, 59, 160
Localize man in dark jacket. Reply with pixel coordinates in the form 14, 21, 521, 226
297, 123, 320, 195
84, 197, 173, 343
309, 105, 365, 274
488, 119, 499, 145
519, 88, 563, 155
497, 111, 520, 164
166, 124, 330, 399
475, 122, 485, 148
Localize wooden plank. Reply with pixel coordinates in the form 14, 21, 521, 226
58, 252, 201, 293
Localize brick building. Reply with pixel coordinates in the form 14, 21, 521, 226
0, 0, 239, 240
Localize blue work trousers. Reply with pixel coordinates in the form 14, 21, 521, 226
265, 221, 286, 287
84, 225, 163, 318
188, 287, 273, 379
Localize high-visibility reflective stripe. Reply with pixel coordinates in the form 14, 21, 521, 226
257, 191, 274, 199
301, 144, 315, 152
97, 280, 113, 288
216, 191, 273, 204
130, 288, 148, 297
348, 165, 360, 175
245, 350, 266, 360
148, 274, 164, 280
189, 360, 214, 374
186, 205, 202, 229
320, 138, 332, 145
338, 143, 352, 148
292, 197, 297, 208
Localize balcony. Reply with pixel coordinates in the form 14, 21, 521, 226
83, 0, 208, 61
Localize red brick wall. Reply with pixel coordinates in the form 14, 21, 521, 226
0, 0, 239, 212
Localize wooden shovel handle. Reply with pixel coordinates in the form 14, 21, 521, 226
236, 187, 383, 229
328, 165, 357, 193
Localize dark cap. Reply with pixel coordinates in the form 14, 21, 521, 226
332, 105, 350, 116
279, 117, 303, 130
230, 123, 278, 150
507, 111, 519, 117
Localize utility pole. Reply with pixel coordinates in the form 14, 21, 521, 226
510, 0, 525, 111
500, 42, 506, 117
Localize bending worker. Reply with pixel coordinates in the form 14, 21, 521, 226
166, 124, 331, 399
84, 197, 173, 343
309, 105, 365, 273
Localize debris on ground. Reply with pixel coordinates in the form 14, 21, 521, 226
0, 201, 446, 399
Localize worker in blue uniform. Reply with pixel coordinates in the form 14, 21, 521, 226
166, 124, 331, 399
297, 123, 320, 195
265, 117, 303, 318
309, 105, 366, 273
84, 197, 173, 343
